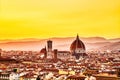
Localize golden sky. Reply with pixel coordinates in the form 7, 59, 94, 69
0, 0, 120, 39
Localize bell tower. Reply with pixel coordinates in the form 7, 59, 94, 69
47, 40, 53, 59
47, 40, 52, 52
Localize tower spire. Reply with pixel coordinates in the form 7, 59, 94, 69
45, 46, 46, 51
76, 34, 79, 49
76, 34, 79, 40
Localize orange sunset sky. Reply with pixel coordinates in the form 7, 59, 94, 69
0, 0, 120, 40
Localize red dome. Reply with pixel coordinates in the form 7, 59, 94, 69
70, 35, 85, 52
40, 47, 47, 53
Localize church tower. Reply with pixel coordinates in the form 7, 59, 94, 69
47, 40, 53, 59
47, 40, 52, 52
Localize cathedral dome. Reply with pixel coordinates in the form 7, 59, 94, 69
40, 47, 47, 53
70, 35, 85, 52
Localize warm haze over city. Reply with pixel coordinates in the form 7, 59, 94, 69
0, 0, 120, 80
0, 0, 120, 40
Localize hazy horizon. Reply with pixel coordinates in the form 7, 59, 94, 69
0, 36, 119, 51
0, 36, 120, 41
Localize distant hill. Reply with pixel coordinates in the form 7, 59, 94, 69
99, 41, 120, 51
0, 37, 120, 51
109, 38, 120, 42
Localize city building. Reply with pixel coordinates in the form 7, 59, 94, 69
0, 49, 18, 63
